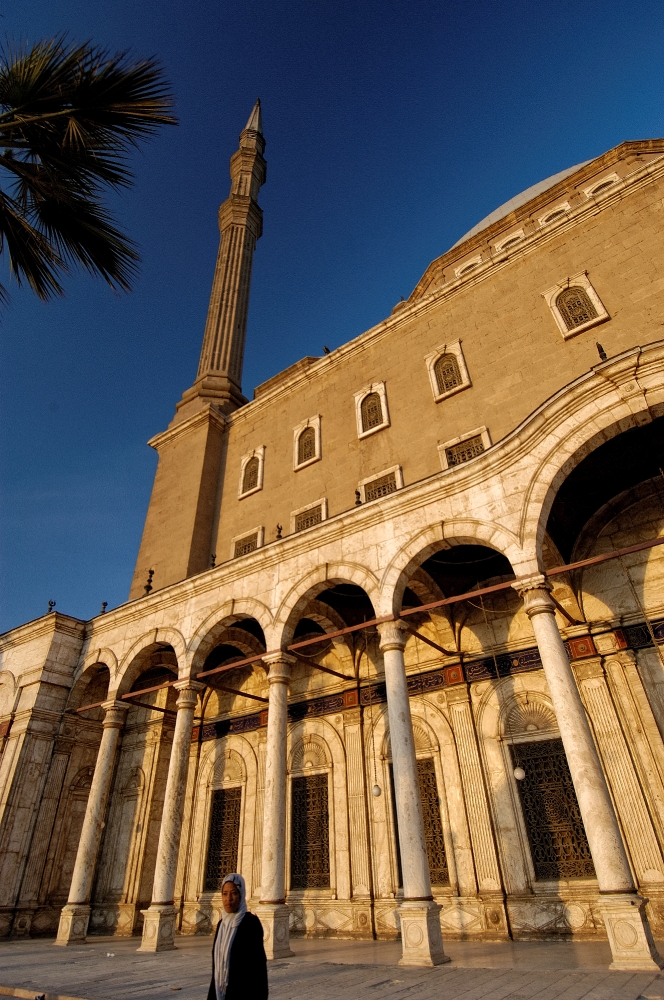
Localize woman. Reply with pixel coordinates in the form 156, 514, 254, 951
207, 873, 268, 1000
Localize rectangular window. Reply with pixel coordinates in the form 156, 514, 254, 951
510, 739, 595, 880
204, 787, 242, 892
290, 773, 330, 889
445, 434, 485, 467
365, 472, 397, 502
417, 758, 449, 885
234, 533, 258, 558
389, 759, 449, 887
295, 506, 322, 532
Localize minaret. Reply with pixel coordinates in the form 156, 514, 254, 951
129, 103, 266, 598
178, 100, 266, 417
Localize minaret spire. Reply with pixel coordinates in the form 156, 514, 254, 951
178, 100, 266, 416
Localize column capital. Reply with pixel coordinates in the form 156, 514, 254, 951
512, 576, 556, 618
100, 700, 130, 728
174, 679, 205, 710
262, 652, 295, 683
377, 619, 409, 651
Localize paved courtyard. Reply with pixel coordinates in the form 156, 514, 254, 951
2, 936, 664, 1000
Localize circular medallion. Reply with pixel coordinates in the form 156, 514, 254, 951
406, 923, 423, 947
613, 919, 638, 949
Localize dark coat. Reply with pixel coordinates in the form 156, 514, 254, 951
207, 911, 268, 1000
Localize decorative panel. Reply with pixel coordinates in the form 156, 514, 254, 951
510, 739, 595, 880
290, 773, 330, 889
204, 786, 242, 892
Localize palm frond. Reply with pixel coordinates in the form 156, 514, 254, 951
0, 35, 176, 302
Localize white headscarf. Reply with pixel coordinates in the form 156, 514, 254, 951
213, 873, 247, 1000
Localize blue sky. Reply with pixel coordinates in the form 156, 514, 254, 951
2, 0, 664, 632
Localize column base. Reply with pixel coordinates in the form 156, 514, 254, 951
137, 904, 178, 952
256, 903, 293, 959
397, 900, 449, 967
54, 904, 90, 946
598, 893, 664, 970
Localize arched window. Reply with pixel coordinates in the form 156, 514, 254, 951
361, 392, 384, 432
434, 353, 462, 395
242, 456, 259, 493
556, 286, 598, 331
297, 426, 316, 465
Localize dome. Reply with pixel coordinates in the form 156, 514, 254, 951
451, 160, 591, 248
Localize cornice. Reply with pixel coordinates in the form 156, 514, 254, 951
225, 150, 664, 427
0, 612, 85, 647
148, 404, 228, 452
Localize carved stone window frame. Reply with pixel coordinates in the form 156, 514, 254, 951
238, 446, 265, 498
357, 464, 404, 503
454, 255, 482, 279
437, 426, 492, 472
424, 340, 472, 404
354, 382, 390, 439
494, 229, 525, 253
541, 271, 609, 340
229, 526, 264, 560
293, 414, 322, 471
290, 498, 328, 535
538, 202, 570, 227
583, 172, 620, 199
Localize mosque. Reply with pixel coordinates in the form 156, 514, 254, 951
3, 102, 664, 970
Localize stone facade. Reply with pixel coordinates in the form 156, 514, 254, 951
3, 110, 664, 969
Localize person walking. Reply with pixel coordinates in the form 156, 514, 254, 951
207, 873, 268, 1000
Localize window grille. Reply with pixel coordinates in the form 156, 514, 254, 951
295, 505, 322, 532
297, 426, 316, 465
234, 533, 258, 558
556, 287, 597, 331
365, 472, 397, 502
445, 434, 484, 467
361, 392, 384, 432
242, 456, 260, 493
510, 739, 595, 880
418, 758, 449, 885
290, 773, 330, 889
434, 354, 462, 395
389, 760, 449, 887
204, 787, 242, 891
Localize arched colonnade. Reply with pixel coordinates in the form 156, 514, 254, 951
52, 359, 664, 971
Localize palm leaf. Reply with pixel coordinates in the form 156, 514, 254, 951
0, 36, 176, 301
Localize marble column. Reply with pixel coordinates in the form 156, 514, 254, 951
256, 653, 294, 959
55, 700, 129, 945
378, 621, 447, 967
138, 680, 203, 952
516, 578, 663, 971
